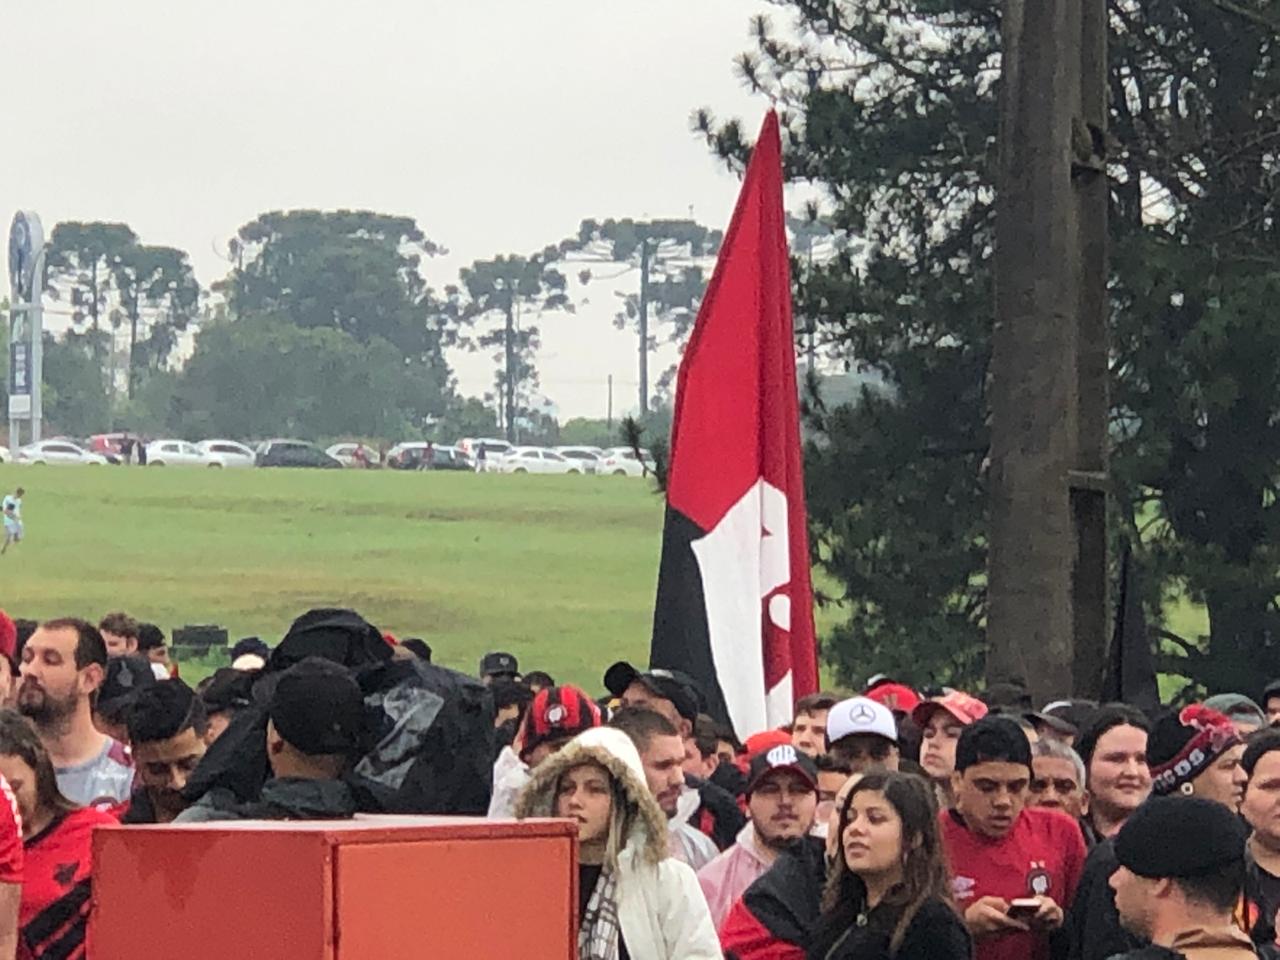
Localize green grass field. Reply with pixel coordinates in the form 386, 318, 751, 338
0, 465, 673, 690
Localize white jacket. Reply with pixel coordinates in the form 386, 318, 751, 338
516, 726, 722, 959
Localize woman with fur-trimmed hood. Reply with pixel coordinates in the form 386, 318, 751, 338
516, 725, 721, 960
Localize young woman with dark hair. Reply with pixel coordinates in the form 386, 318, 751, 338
808, 771, 972, 960
0, 709, 115, 960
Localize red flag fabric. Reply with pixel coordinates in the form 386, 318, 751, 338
650, 111, 818, 739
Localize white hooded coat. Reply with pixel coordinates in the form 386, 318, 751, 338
516, 726, 722, 960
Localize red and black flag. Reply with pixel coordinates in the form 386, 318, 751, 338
650, 112, 818, 739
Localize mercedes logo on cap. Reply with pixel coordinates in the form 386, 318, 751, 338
849, 704, 877, 724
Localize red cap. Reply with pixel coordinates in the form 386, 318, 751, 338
743, 729, 793, 760
864, 682, 921, 713
0, 611, 15, 662
911, 691, 988, 728
516, 685, 602, 761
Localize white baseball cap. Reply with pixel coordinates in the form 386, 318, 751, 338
826, 696, 899, 744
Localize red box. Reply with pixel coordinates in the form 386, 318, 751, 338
90, 816, 578, 960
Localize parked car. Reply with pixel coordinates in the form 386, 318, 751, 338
498, 446, 582, 475
255, 439, 342, 469
16, 440, 108, 466
0, 446, 8, 463
387, 443, 471, 471
457, 437, 513, 471
195, 439, 256, 468
554, 446, 605, 474
145, 439, 225, 468
599, 446, 654, 477
326, 442, 379, 468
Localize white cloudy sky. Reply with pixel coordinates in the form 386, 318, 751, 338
1, 0, 790, 419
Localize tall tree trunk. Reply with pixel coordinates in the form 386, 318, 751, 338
127, 284, 139, 400
504, 299, 515, 443
638, 240, 650, 416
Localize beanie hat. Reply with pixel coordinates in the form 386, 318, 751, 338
267, 657, 364, 756
517, 684, 602, 762
1115, 795, 1247, 878
1148, 704, 1241, 796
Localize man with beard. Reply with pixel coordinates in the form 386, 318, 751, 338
17, 619, 132, 807
698, 745, 819, 932
120, 680, 211, 823
610, 706, 719, 869
1108, 796, 1256, 960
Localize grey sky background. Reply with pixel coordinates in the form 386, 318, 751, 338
2, 0, 785, 420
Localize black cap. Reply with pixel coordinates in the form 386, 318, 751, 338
1115, 795, 1247, 878
746, 744, 819, 794
603, 661, 700, 722
98, 654, 158, 717
480, 651, 519, 678
267, 657, 364, 756
199, 667, 256, 714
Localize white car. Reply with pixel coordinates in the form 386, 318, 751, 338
16, 440, 108, 466
0, 446, 8, 463
196, 440, 256, 468
498, 446, 583, 475
599, 446, 654, 477
555, 446, 605, 474
145, 439, 225, 467
457, 437, 513, 471
326, 442, 378, 468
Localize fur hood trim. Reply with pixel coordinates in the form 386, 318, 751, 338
515, 726, 669, 865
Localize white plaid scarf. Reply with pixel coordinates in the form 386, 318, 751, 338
579, 865, 622, 960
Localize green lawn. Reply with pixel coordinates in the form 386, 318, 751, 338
0, 465, 666, 691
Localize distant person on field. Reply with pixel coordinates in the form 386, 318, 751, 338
0, 709, 115, 960
120, 680, 212, 823
178, 657, 363, 822
137, 439, 148, 466
17, 619, 133, 807
476, 444, 486, 473
97, 612, 140, 658
1, 488, 24, 556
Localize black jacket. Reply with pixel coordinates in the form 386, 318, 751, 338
686, 772, 748, 851
723, 835, 828, 959
177, 777, 358, 822
1065, 838, 1140, 960
807, 897, 971, 960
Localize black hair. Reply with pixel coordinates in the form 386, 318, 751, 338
1243, 728, 1280, 777
491, 679, 534, 713
692, 714, 719, 760
126, 680, 208, 744
1175, 860, 1246, 912
815, 753, 854, 775
524, 670, 555, 688
41, 618, 108, 669
136, 623, 166, 652
1075, 704, 1151, 769
796, 692, 841, 716
98, 612, 140, 641
400, 638, 432, 662
609, 706, 680, 752
955, 716, 1032, 772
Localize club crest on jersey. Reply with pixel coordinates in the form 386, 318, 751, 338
1027, 864, 1052, 897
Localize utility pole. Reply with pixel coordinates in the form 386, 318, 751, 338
606, 374, 613, 429
637, 239, 651, 416
987, 0, 1109, 701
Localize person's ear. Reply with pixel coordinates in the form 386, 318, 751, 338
80, 662, 105, 696
265, 719, 284, 756
950, 771, 963, 799
1152, 877, 1175, 900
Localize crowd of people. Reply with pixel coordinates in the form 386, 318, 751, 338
0, 607, 1275, 959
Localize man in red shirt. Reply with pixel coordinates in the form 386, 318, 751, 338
0, 773, 23, 960
941, 715, 1086, 960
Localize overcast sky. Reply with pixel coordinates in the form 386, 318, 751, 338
2, 0, 785, 420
